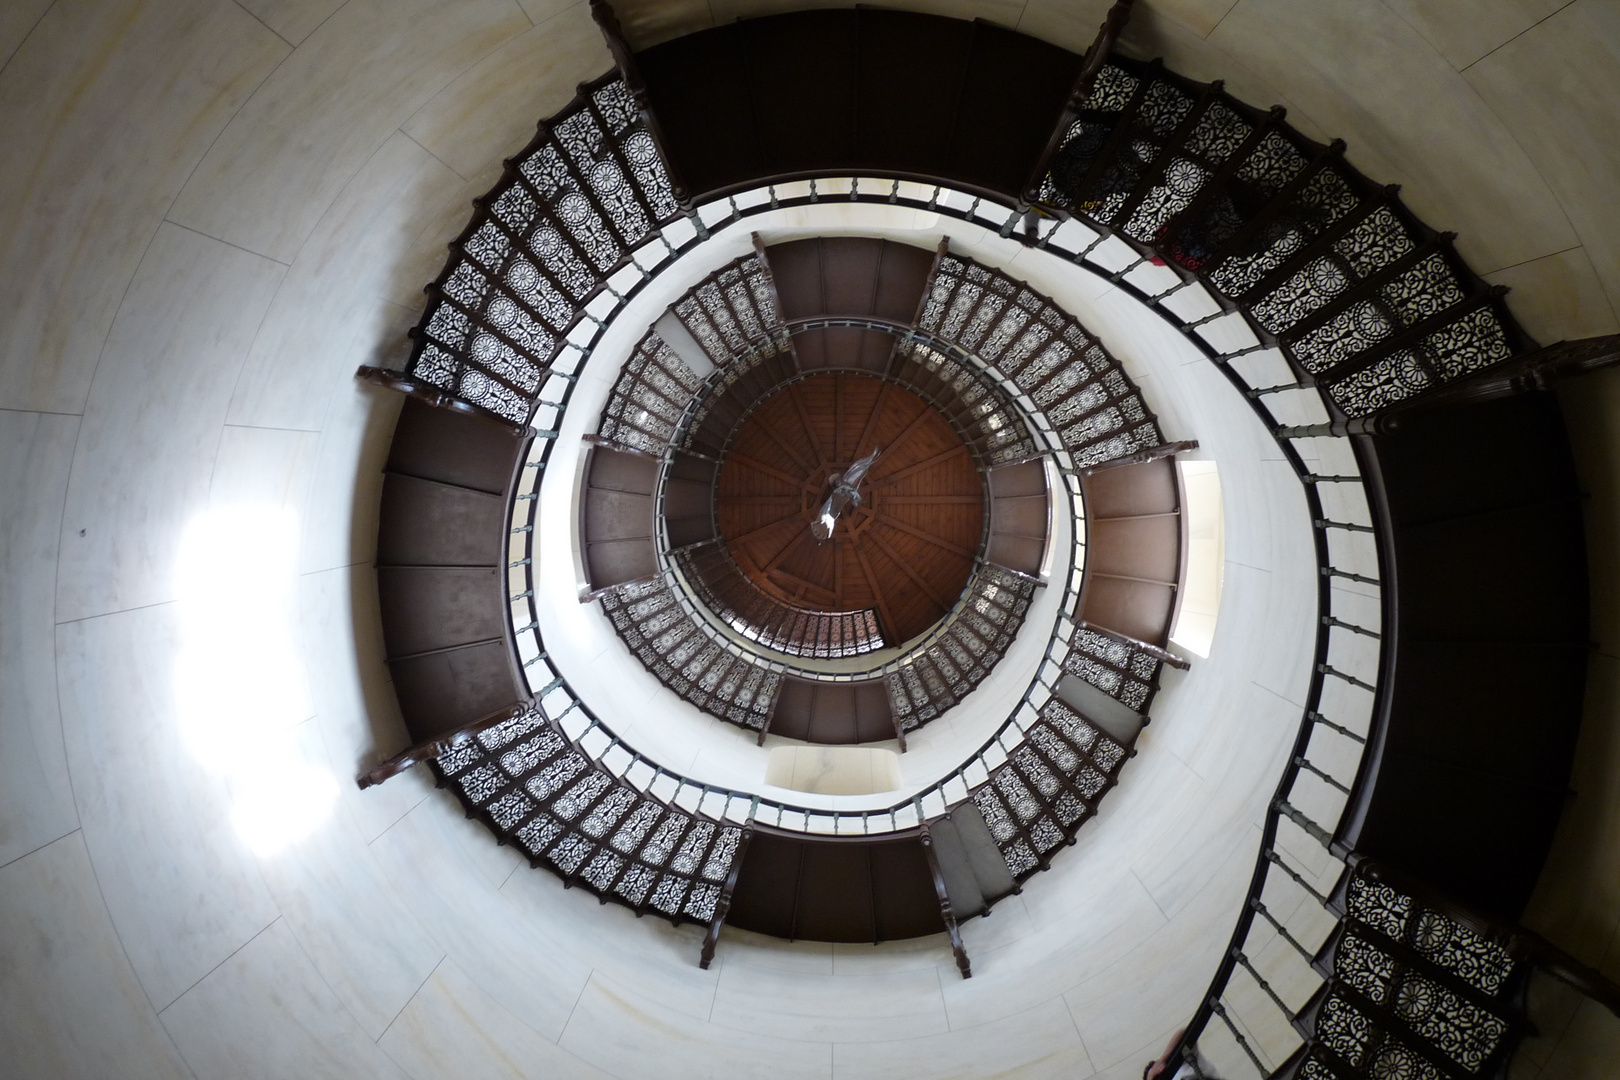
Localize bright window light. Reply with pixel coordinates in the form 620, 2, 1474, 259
1170, 460, 1225, 660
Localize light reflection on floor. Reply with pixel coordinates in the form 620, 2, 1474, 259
173, 505, 334, 857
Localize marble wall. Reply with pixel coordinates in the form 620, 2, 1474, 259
3, 1, 1618, 1077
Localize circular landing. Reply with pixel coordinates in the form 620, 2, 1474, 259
715, 372, 985, 646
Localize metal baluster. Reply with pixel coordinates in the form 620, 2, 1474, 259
1265, 847, 1331, 906
1321, 566, 1380, 587
1232, 948, 1295, 1018
1246, 381, 1312, 398
1249, 898, 1317, 962
1323, 615, 1379, 639
1274, 798, 1334, 848
1306, 710, 1366, 744
1293, 756, 1351, 794
1210, 999, 1270, 1077
1314, 518, 1375, 534
1319, 662, 1375, 692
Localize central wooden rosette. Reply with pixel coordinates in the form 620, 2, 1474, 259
715, 371, 984, 646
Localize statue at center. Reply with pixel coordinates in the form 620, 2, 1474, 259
811, 445, 881, 543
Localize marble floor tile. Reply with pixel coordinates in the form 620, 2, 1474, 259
559, 973, 835, 1080
710, 961, 950, 1043
499, 867, 724, 1021
1381, 0, 1570, 70
1087, 1026, 1186, 1080
832, 997, 1092, 1079
168, 0, 530, 264
300, 363, 406, 577
1525, 993, 1620, 1080
0, 410, 80, 867
379, 957, 612, 1079
1063, 878, 1236, 1073
257, 721, 443, 1040
1209, 0, 1578, 275
56, 602, 281, 1010
380, 158, 508, 312
1131, 792, 1269, 923
0, 833, 191, 1079
368, 793, 594, 1040
0, 0, 51, 71
1468, 6, 1620, 312
942, 873, 1166, 1029
209, 424, 319, 514
56, 222, 286, 624
1488, 246, 1620, 344
238, 0, 348, 47
402, 6, 610, 182
227, 131, 464, 433
303, 564, 434, 843
0, 0, 286, 414
160, 917, 411, 1079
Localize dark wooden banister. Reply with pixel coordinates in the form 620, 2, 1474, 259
589, 0, 691, 209
1078, 439, 1199, 475
1380, 333, 1620, 416
1352, 855, 1620, 1020
357, 365, 534, 438
357, 701, 529, 789
700, 826, 754, 969
919, 823, 973, 978
1021, 0, 1136, 205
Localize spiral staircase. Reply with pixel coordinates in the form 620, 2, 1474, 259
347, 4, 1620, 1078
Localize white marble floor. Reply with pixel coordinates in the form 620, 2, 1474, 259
4, 2, 1619, 1078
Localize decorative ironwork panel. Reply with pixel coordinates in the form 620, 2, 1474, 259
401, 74, 682, 427
430, 698, 737, 928
1063, 629, 1160, 711
918, 255, 1161, 467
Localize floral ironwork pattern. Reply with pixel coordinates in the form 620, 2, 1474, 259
436, 703, 744, 926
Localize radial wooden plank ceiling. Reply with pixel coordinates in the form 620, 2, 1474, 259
717, 372, 983, 644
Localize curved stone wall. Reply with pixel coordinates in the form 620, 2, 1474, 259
2, 3, 1616, 1078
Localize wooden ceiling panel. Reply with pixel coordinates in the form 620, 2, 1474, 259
717, 371, 984, 644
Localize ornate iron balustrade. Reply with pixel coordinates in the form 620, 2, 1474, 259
1032, 56, 1529, 421
674, 544, 887, 660
1015, 52, 1551, 1080
407, 73, 684, 428
492, 173, 1376, 847
366, 0, 1588, 997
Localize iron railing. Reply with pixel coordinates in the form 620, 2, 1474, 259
497, 176, 1368, 852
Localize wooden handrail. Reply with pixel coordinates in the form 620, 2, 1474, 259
1355, 856, 1620, 1019
357, 701, 529, 789
357, 365, 532, 438
919, 824, 972, 979
700, 826, 754, 969
1021, 0, 1137, 205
